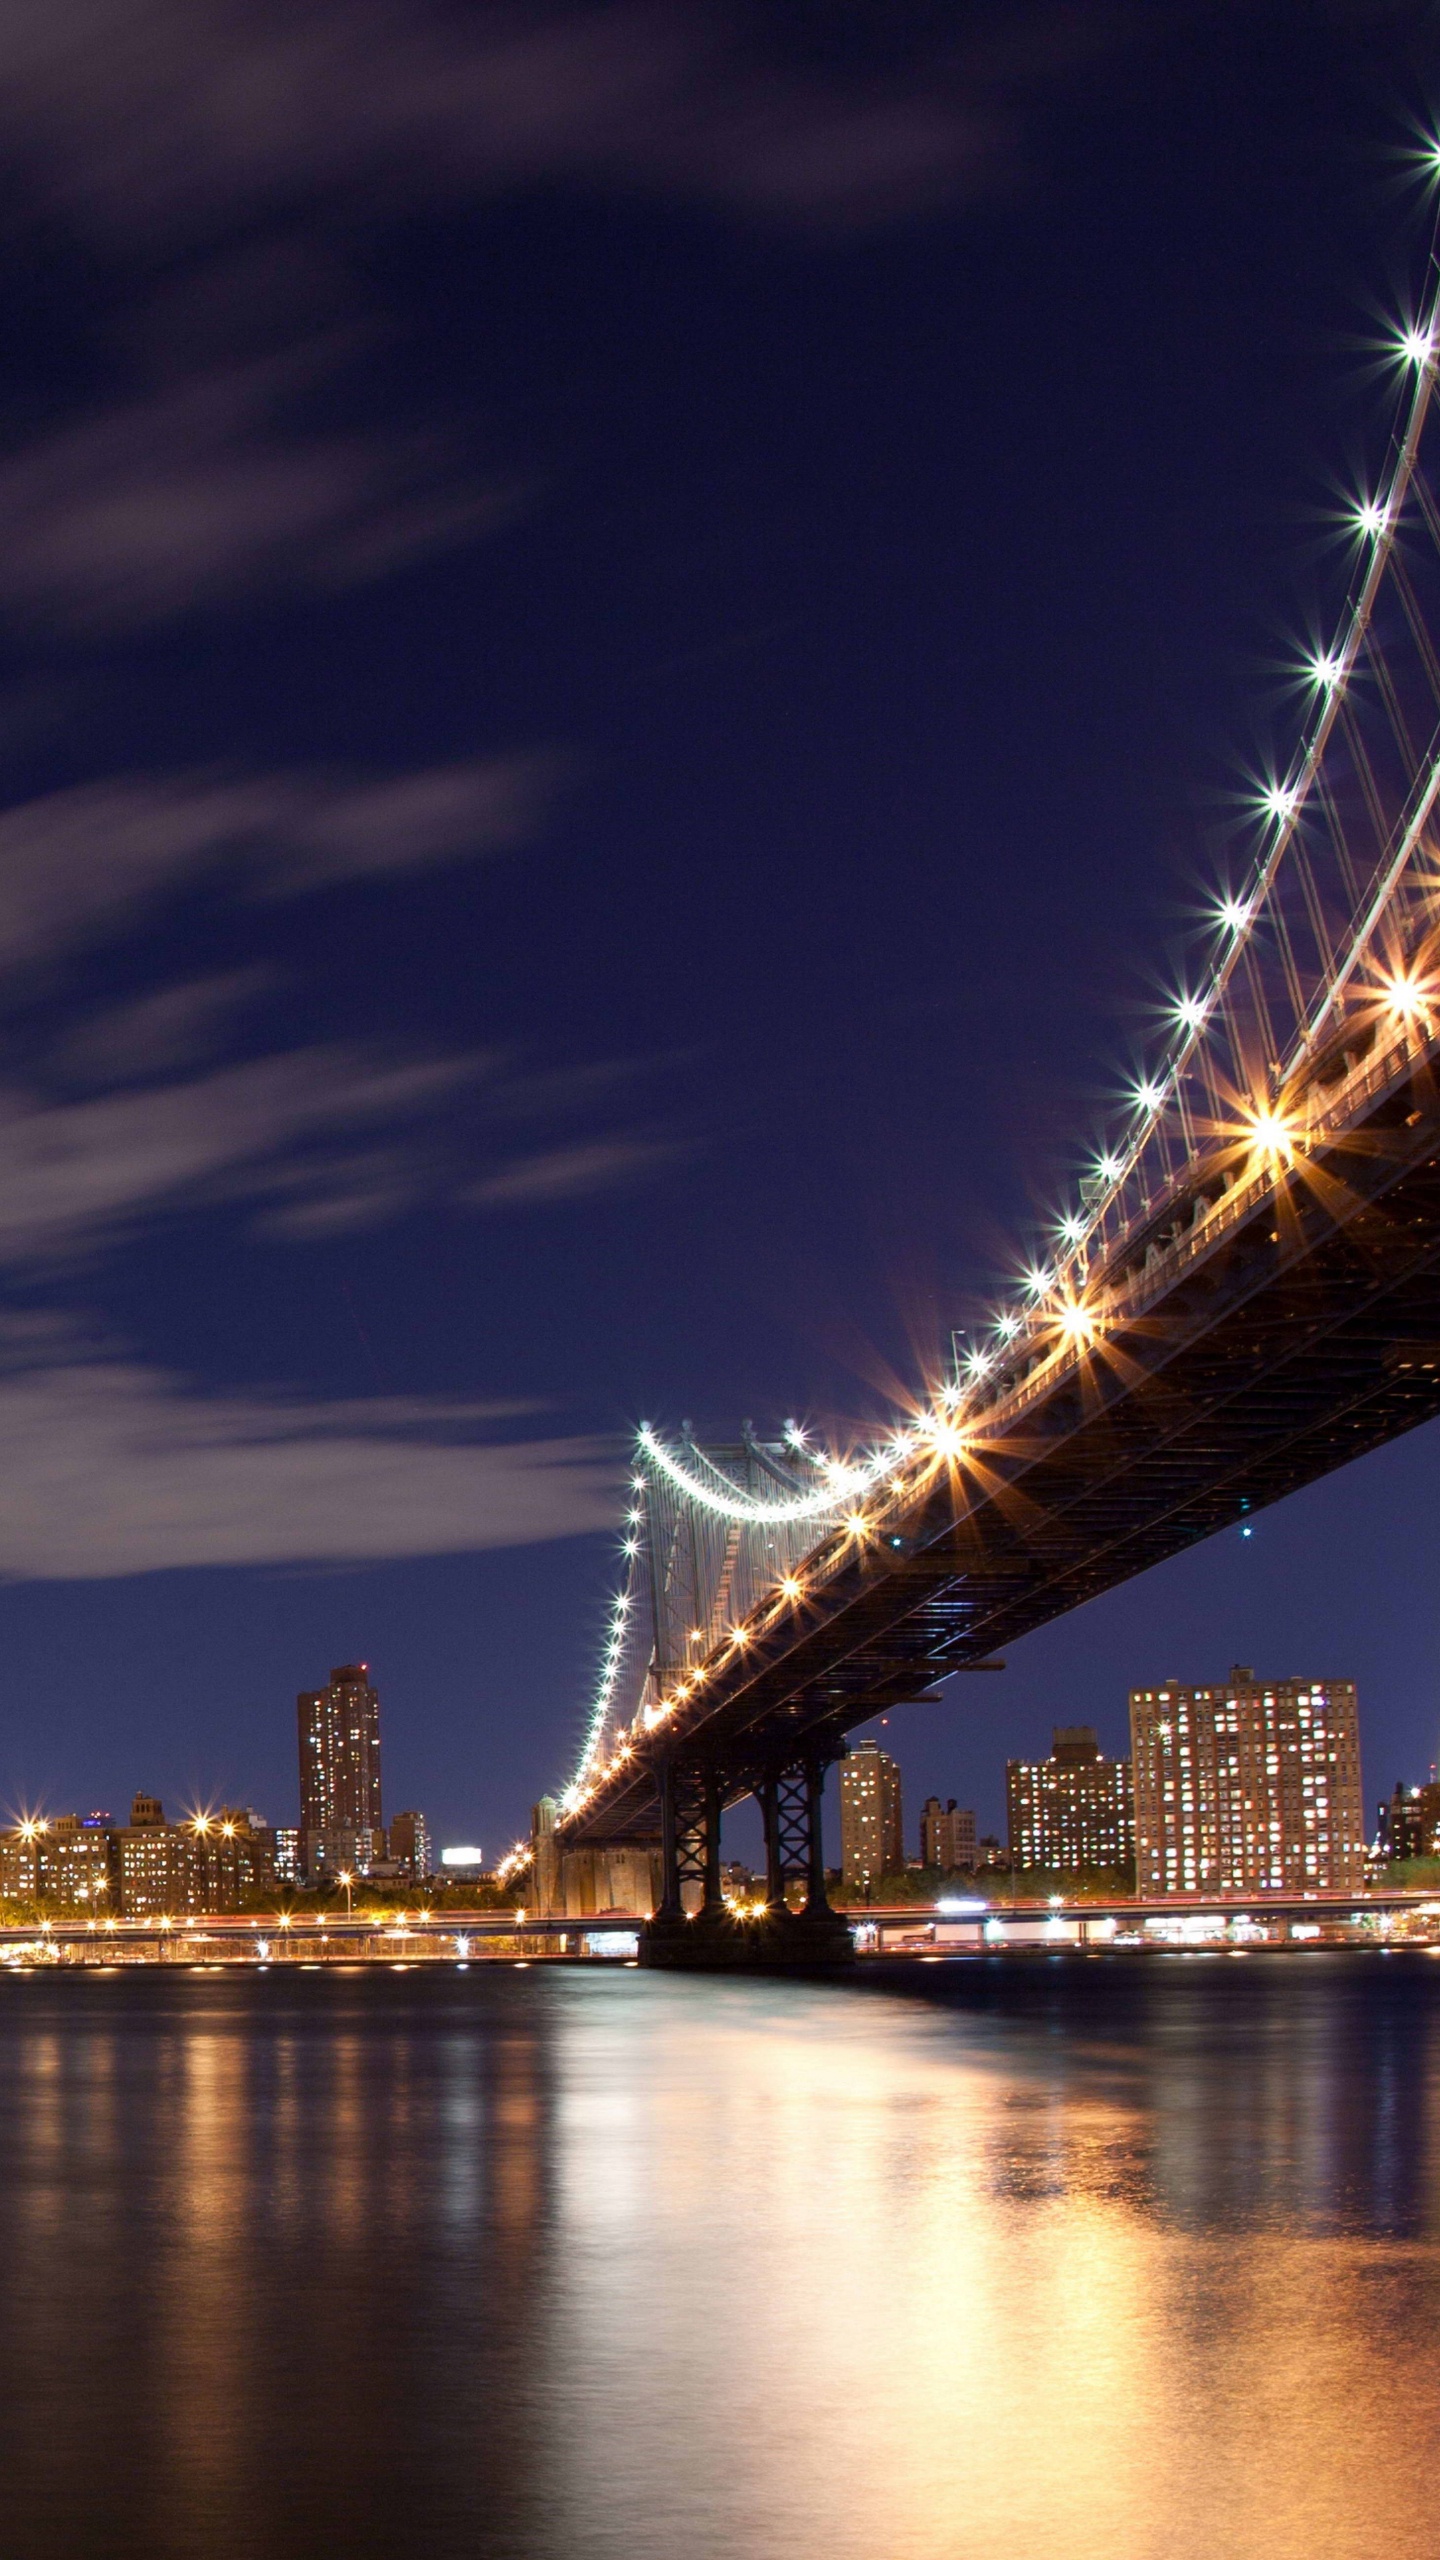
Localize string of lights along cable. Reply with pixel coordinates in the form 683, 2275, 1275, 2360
557, 186, 1440, 1828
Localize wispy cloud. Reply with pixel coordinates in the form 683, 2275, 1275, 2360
0, 1046, 481, 1266
468, 1134, 680, 1207
0, 758, 549, 968
0, 1324, 617, 1576
0, 350, 510, 632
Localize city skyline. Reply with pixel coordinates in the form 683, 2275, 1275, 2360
0, 15, 1431, 1856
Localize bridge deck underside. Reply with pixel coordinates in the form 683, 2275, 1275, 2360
565, 1071, 1440, 1847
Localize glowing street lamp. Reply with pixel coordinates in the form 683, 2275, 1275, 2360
338, 1869, 355, 1919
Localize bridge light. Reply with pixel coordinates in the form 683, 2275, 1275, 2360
1096, 1152, 1122, 1183
1022, 1263, 1053, 1299
1246, 1106, 1296, 1159
844, 1510, 869, 1536
1354, 496, 1389, 538
1218, 895, 1251, 931
780, 1577, 803, 1600
1261, 782, 1299, 822
1309, 649, 1344, 690
1174, 993, 1208, 1030
1133, 1079, 1166, 1113
995, 1313, 1021, 1341
1400, 322, 1435, 367
1058, 1212, 1085, 1243
1383, 974, 1428, 1020
1056, 1301, 1097, 1344
923, 1417, 969, 1458
965, 1346, 993, 1377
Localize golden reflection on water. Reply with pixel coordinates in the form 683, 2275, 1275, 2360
0, 1961, 1434, 2559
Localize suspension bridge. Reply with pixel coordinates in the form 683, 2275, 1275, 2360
540, 253, 1440, 1967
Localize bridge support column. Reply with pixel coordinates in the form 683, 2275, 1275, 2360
641, 1749, 852, 1971
702, 1771, 726, 1920
656, 1758, 682, 1923
803, 1755, 836, 1920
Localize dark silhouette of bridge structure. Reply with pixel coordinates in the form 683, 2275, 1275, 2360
546, 260, 1440, 1967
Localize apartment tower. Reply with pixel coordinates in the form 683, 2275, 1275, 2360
1006, 1726, 1134, 1874
298, 1663, 384, 1883
840, 1739, 903, 1893
1130, 1669, 1365, 1895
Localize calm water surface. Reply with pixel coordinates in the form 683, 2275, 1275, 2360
0, 1952, 1436, 2559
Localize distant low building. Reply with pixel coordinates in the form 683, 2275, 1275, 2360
0, 1795, 276, 1917
1380, 1778, 1440, 1862
1007, 1727, 1133, 1874
0, 1814, 113, 1910
919, 1797, 977, 1871
387, 1810, 431, 1882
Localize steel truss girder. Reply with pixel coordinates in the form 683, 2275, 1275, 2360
566, 1063, 1440, 1850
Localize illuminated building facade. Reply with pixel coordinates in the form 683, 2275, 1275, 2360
1007, 1727, 1134, 1873
189, 1809, 276, 1909
114, 1793, 195, 1916
840, 1739, 903, 1891
0, 1797, 278, 1916
298, 1662, 384, 1882
1130, 1668, 1366, 1895
919, 1797, 977, 1871
0, 1814, 113, 1908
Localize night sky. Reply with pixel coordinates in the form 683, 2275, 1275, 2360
0, 0, 1436, 1858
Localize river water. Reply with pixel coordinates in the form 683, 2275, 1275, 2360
0, 1952, 1436, 2560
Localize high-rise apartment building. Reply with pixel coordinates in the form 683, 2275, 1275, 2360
840, 1739, 903, 1892
919, 1797, 977, 1871
1130, 1669, 1366, 1895
1007, 1727, 1134, 1873
298, 1662, 383, 1882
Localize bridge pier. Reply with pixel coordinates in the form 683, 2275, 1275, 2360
640, 1751, 854, 1971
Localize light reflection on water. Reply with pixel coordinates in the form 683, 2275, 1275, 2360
0, 1955, 1435, 2560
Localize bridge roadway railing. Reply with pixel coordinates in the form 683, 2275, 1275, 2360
976, 1012, 1436, 1436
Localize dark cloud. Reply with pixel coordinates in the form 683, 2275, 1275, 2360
0, 1, 1135, 244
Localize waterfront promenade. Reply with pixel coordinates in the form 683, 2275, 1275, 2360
3, 1887, 1439, 1964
